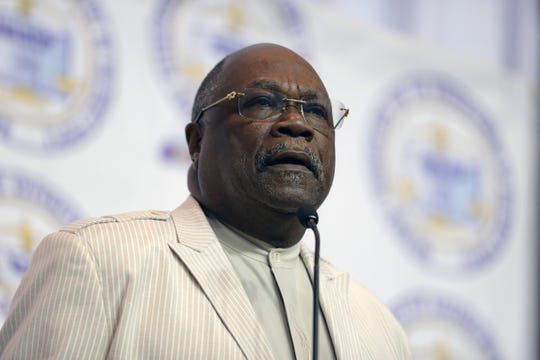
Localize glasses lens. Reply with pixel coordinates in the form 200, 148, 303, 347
331, 99, 348, 129
302, 100, 332, 129
299, 98, 348, 130
238, 88, 281, 120
238, 88, 348, 130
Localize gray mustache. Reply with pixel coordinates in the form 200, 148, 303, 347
255, 143, 323, 179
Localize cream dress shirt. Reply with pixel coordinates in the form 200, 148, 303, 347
208, 215, 335, 360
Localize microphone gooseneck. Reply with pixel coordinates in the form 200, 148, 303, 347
297, 205, 320, 360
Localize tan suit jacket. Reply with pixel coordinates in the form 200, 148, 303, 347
0, 196, 411, 359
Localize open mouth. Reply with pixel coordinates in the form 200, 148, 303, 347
261, 149, 321, 179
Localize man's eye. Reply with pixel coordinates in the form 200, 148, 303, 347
244, 96, 276, 108
304, 104, 328, 119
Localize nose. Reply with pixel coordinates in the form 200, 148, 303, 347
270, 104, 314, 140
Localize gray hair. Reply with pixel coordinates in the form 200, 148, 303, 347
191, 57, 228, 124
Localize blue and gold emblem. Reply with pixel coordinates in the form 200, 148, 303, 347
392, 292, 504, 359
370, 74, 512, 274
0, 168, 81, 323
0, 0, 114, 151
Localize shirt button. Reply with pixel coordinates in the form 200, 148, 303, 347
271, 251, 281, 263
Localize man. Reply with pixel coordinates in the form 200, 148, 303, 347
0, 43, 411, 359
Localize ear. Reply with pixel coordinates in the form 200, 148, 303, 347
185, 122, 202, 162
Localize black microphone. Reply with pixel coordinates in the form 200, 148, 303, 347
297, 205, 320, 360
297, 204, 319, 228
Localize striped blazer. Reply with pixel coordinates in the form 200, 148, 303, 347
0, 196, 411, 359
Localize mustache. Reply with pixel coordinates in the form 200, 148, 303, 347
255, 143, 323, 179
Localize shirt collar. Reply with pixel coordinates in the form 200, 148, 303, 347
206, 214, 301, 266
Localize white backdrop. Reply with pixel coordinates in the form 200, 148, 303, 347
0, 1, 536, 359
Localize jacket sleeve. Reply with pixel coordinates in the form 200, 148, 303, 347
0, 230, 111, 359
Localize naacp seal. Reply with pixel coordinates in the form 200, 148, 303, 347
392, 292, 504, 359
0, 168, 81, 324
370, 74, 512, 274
0, 0, 114, 152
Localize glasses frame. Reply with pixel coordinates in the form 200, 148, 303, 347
194, 89, 349, 130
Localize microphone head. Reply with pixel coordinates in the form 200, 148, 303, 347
297, 204, 319, 228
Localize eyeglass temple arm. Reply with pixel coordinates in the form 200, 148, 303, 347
201, 91, 240, 112
194, 91, 241, 124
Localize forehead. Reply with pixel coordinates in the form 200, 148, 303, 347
219, 46, 328, 98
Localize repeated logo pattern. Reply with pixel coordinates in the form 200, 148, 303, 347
392, 292, 504, 360
370, 74, 513, 274
0, 0, 114, 151
0, 168, 81, 323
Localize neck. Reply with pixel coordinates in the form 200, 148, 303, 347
201, 202, 306, 248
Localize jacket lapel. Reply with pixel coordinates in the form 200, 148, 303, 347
300, 245, 363, 359
168, 197, 274, 360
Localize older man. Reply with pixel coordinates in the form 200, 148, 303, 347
0, 43, 411, 359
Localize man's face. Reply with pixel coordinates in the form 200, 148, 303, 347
195, 45, 335, 218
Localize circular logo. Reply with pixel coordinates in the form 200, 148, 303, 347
0, 0, 114, 152
370, 74, 512, 274
0, 168, 81, 323
153, 0, 308, 164
392, 293, 504, 360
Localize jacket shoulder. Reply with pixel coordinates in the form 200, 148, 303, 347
60, 210, 171, 235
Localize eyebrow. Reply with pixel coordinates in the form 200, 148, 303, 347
245, 79, 328, 99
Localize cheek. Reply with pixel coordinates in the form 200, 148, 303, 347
317, 137, 336, 177
221, 128, 265, 181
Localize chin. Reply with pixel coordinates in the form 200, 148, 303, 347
254, 170, 331, 212
262, 187, 327, 214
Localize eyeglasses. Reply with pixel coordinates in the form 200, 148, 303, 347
194, 88, 349, 130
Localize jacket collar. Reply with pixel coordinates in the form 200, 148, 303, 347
168, 196, 274, 360
299, 244, 359, 359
